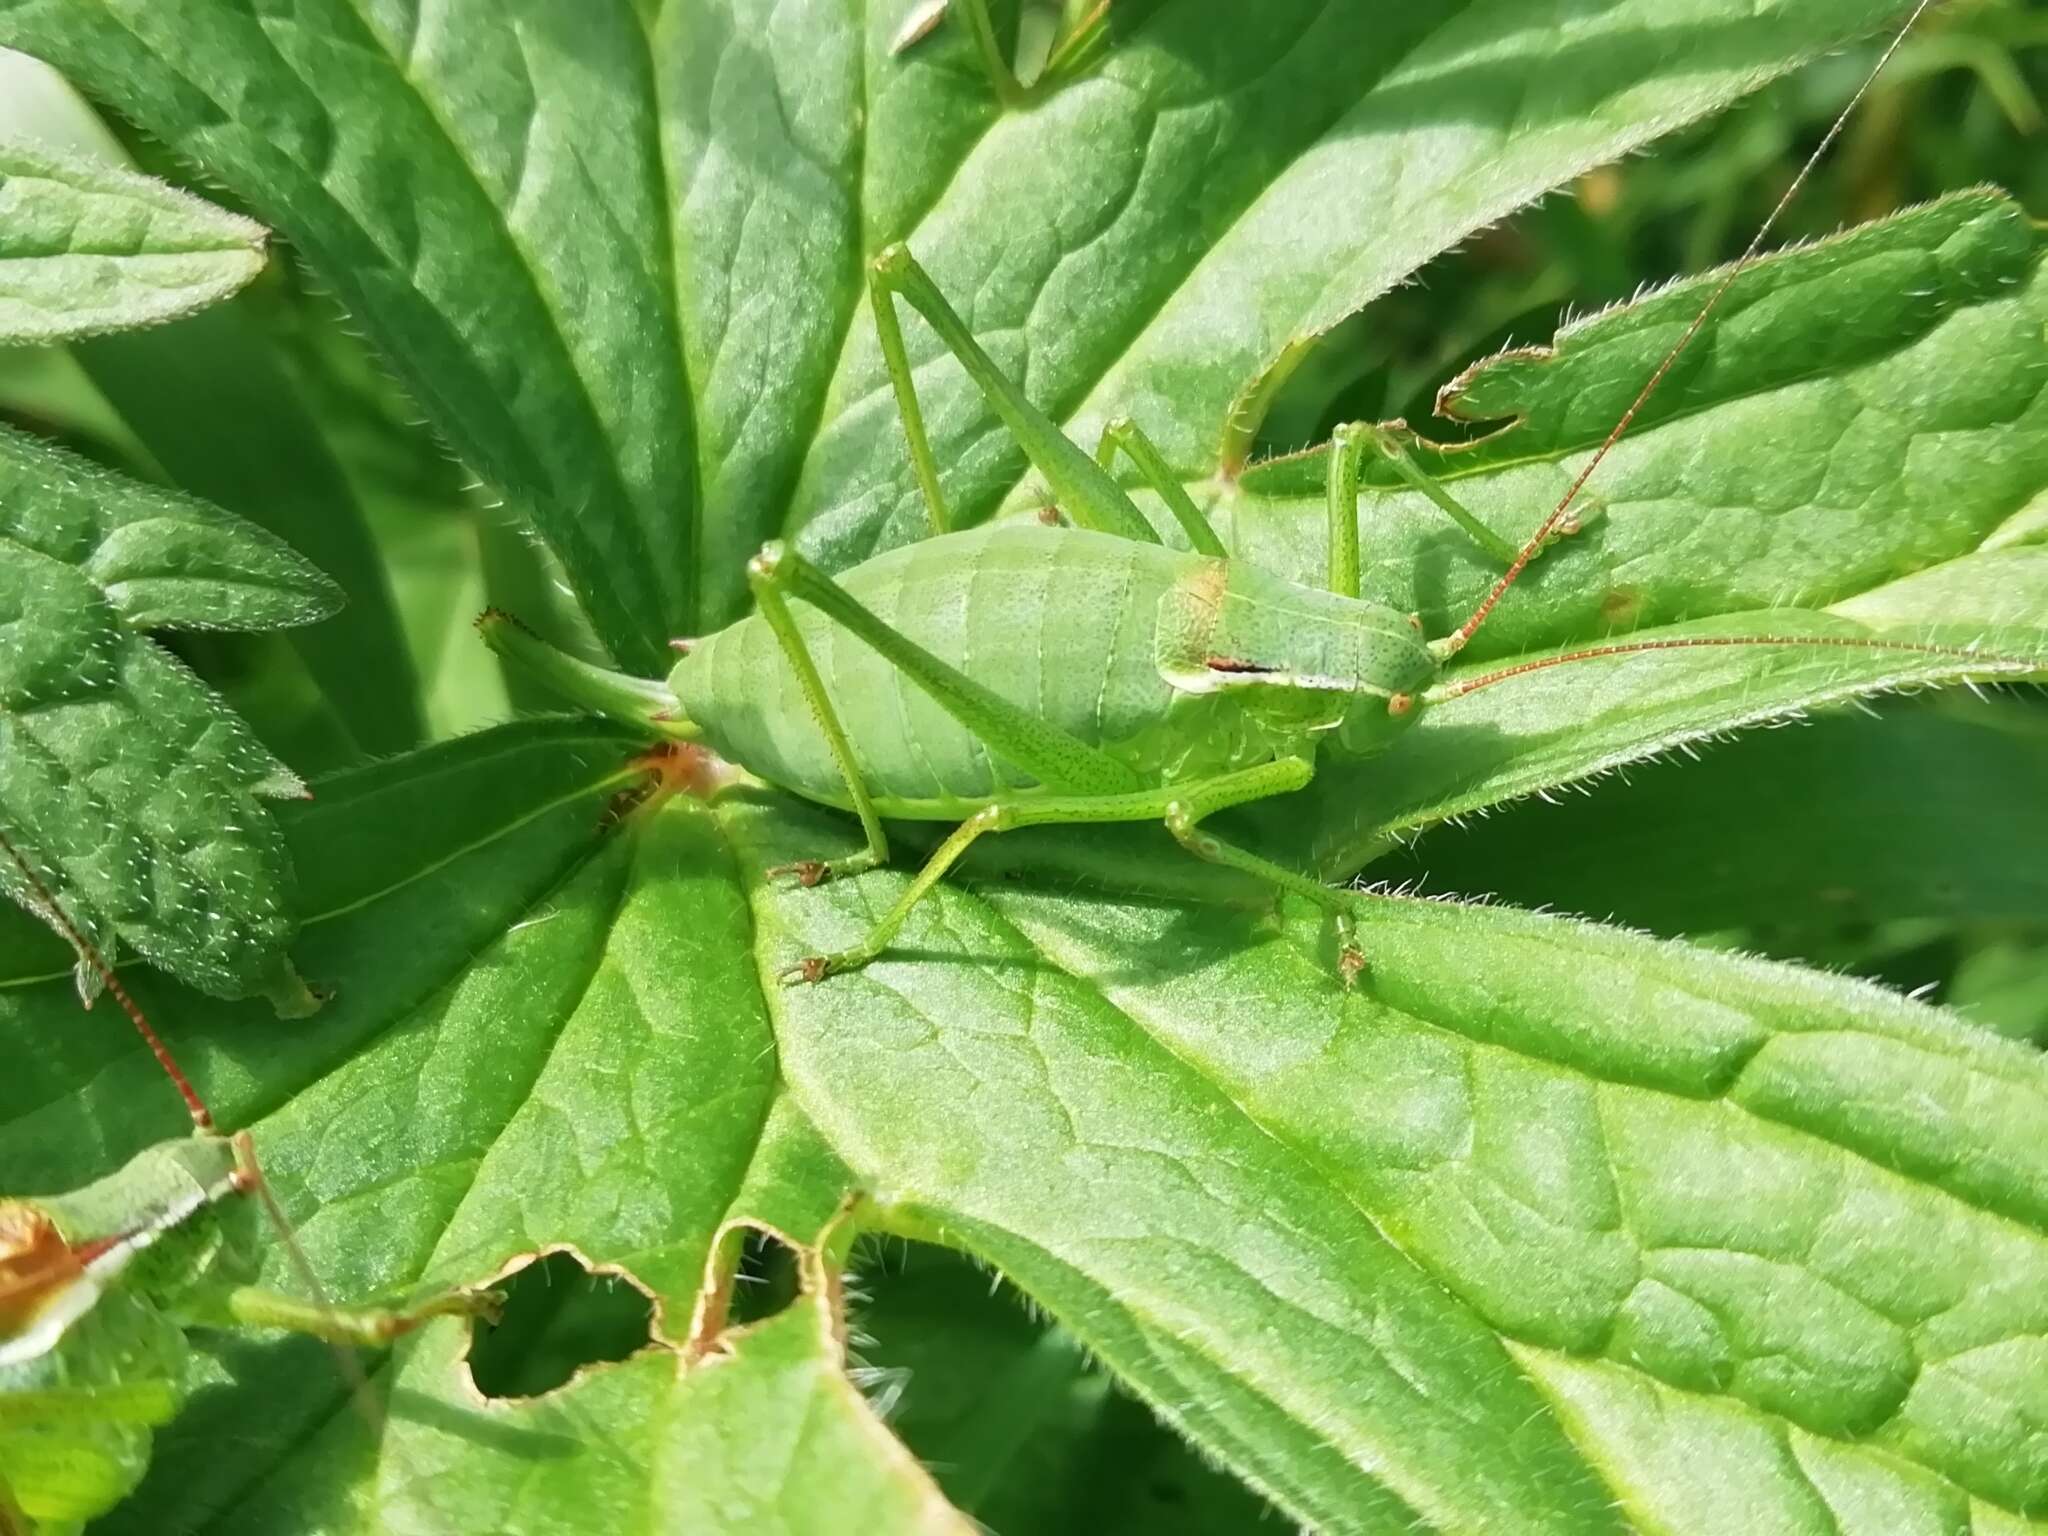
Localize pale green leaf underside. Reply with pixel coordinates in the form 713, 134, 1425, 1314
0, 424, 342, 1002
4, 726, 2040, 1534
0, 137, 264, 343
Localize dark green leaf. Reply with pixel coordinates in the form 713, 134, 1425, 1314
1367, 699, 2048, 939
0, 423, 340, 1003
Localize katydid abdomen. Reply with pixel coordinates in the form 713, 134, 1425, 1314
672, 522, 1426, 815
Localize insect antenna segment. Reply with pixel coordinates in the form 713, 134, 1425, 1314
0, 824, 389, 1424
0, 828, 212, 1133
1441, 0, 1943, 660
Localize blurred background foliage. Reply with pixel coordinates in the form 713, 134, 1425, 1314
0, 6, 2043, 1521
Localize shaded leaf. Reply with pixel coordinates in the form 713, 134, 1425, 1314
1367, 699, 2048, 939
860, 1242, 1279, 1531
0, 138, 264, 342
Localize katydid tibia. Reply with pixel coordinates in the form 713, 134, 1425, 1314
0, 832, 497, 1536
485, 0, 2034, 987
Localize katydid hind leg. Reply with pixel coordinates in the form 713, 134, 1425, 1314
869, 244, 1158, 544
1095, 416, 1228, 557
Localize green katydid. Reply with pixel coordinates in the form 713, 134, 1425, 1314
485, 0, 2032, 987
0, 831, 497, 1536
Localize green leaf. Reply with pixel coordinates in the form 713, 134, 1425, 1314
0, 0, 706, 671
5, 5, 2045, 1530
0, 0, 1909, 657
1217, 192, 2048, 876
0, 423, 340, 1004
0, 139, 265, 342
8, 749, 2041, 1531
1226, 191, 2048, 661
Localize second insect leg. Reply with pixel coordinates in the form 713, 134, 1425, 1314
784, 757, 1369, 984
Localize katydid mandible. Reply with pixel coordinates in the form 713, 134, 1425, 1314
0, 831, 497, 1536
487, 0, 2025, 987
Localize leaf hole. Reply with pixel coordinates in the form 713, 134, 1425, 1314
727, 1229, 805, 1328
467, 1249, 657, 1400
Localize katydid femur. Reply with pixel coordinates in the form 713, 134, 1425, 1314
0, 829, 498, 1533
487, 0, 2029, 986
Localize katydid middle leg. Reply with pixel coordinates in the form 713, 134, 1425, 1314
1325, 420, 1600, 597
226, 1283, 496, 1347
1094, 416, 1229, 557
784, 757, 1357, 984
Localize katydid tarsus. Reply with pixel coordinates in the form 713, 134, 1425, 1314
485, 0, 2035, 987
0, 831, 496, 1536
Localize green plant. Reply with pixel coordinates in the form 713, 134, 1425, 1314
0, 2, 2044, 1531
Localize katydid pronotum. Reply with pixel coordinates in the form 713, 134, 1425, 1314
0, 831, 497, 1535
487, 0, 2038, 988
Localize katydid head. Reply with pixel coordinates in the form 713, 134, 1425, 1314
1154, 556, 1441, 752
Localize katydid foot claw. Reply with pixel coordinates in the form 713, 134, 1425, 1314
1338, 944, 1369, 990
768, 851, 884, 888
769, 859, 832, 888
403, 1285, 507, 1338
1333, 911, 1369, 989
778, 955, 837, 986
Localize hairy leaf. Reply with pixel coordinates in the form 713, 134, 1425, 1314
1367, 700, 2048, 938
5, 737, 2041, 1531
0, 424, 340, 1005
0, 0, 1907, 655
0, 138, 265, 342
1, 3, 2042, 1530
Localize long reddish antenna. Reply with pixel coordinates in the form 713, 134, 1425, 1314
0, 823, 405, 1435
0, 826, 213, 1132
1442, 0, 1940, 658
1430, 629, 2032, 702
